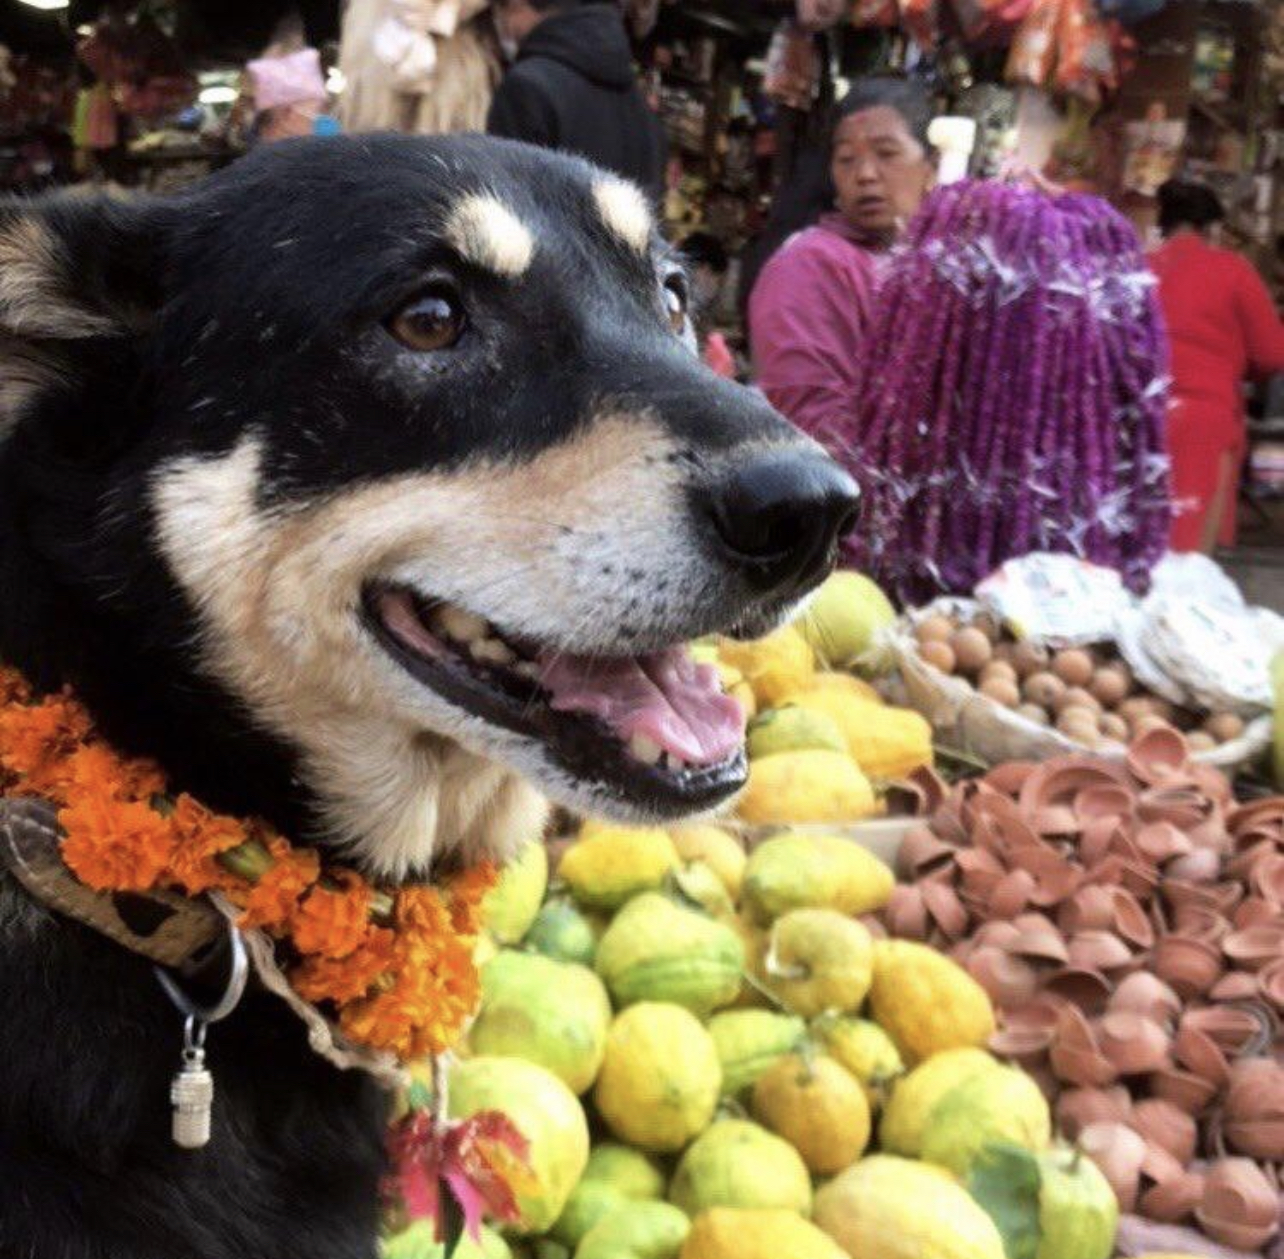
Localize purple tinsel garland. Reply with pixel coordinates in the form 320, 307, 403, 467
848, 181, 1173, 606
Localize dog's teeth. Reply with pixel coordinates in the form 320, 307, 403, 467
628, 734, 663, 765
436, 605, 489, 643
470, 638, 515, 666
515, 662, 542, 681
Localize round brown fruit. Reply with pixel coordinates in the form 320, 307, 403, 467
1051, 649, 1095, 688
1098, 713, 1129, 742
919, 640, 957, 674
1010, 641, 1049, 678
1015, 703, 1051, 727
979, 660, 1019, 688
1054, 687, 1102, 716
1023, 671, 1065, 709
950, 627, 993, 675
1204, 712, 1245, 743
979, 676, 1020, 708
1117, 696, 1153, 725
1057, 709, 1100, 743
1089, 668, 1129, 709
1185, 731, 1217, 753
916, 615, 955, 645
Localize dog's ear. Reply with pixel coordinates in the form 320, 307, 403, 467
0, 191, 171, 437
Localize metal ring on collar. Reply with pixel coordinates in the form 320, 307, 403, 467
154, 916, 249, 1025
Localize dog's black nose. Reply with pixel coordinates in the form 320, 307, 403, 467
705, 452, 860, 594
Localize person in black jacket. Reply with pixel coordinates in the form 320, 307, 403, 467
488, 0, 667, 204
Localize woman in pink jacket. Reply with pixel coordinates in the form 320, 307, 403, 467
748, 79, 935, 477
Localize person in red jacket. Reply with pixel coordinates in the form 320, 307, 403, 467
1150, 180, 1284, 551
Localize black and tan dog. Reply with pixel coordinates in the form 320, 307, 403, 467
0, 135, 856, 1258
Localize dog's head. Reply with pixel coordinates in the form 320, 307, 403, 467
0, 136, 856, 878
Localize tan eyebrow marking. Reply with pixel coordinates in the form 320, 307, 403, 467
444, 194, 534, 278
593, 178, 652, 253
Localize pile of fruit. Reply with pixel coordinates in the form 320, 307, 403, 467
908, 610, 1250, 754
383, 822, 1137, 1259
693, 572, 934, 826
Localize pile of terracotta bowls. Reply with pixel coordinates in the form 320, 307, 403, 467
881, 726, 1284, 1254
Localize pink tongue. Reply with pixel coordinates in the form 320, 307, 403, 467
538, 647, 745, 765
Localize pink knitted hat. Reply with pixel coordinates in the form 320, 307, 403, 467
247, 47, 326, 111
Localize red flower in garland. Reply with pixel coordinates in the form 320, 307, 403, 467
384, 1107, 535, 1244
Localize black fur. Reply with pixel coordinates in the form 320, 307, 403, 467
0, 136, 848, 1258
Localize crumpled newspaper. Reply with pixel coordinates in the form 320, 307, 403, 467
976, 552, 1281, 715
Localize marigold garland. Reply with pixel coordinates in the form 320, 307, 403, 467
0, 664, 494, 1062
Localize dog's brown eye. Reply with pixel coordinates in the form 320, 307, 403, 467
663, 278, 688, 334
390, 291, 465, 352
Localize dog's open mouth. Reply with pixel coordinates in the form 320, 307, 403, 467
363, 586, 748, 813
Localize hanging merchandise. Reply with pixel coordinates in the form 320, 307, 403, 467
796, 0, 849, 31
851, 0, 900, 30
898, 0, 944, 51
1053, 0, 1121, 103
763, 21, 821, 112
950, 0, 1035, 45
847, 180, 1172, 605
337, 0, 497, 135
1006, 0, 1061, 88
1192, 22, 1235, 103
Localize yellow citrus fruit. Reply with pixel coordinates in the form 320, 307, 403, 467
869, 940, 996, 1063
751, 1053, 871, 1175
681, 1209, 847, 1259
594, 1003, 721, 1153
736, 751, 876, 825
813, 1155, 1005, 1259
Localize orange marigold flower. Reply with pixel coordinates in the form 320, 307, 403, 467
61, 743, 130, 798
59, 787, 178, 892
447, 861, 497, 936
338, 948, 480, 1060
291, 926, 396, 1004
236, 837, 321, 931
292, 870, 373, 960
0, 695, 91, 798
3, 663, 488, 1065
395, 885, 452, 936
166, 793, 249, 895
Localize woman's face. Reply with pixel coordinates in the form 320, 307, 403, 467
831, 106, 933, 238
